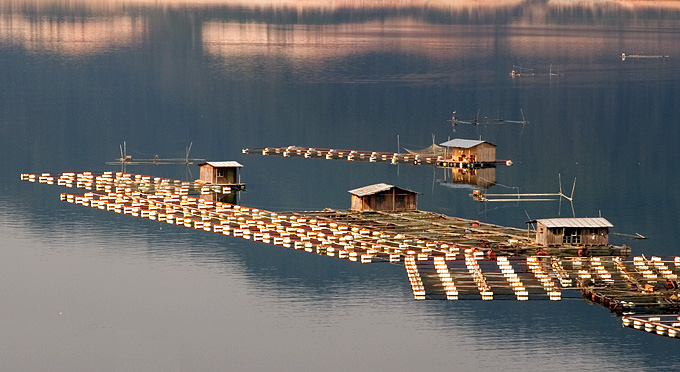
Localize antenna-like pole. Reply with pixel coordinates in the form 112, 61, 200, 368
185, 141, 193, 165
396, 135, 400, 176
558, 173, 563, 216
570, 177, 576, 217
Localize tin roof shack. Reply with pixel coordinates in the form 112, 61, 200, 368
535, 218, 613, 247
198, 161, 245, 203
199, 161, 243, 187
439, 139, 496, 163
349, 183, 418, 212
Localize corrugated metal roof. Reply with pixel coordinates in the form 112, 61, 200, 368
348, 183, 418, 197
537, 217, 613, 228
439, 138, 495, 148
199, 161, 243, 168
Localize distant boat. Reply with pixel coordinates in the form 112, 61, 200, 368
621, 52, 669, 61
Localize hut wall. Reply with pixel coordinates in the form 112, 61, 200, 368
581, 228, 609, 246
536, 224, 564, 246
453, 148, 471, 162
199, 165, 215, 184
350, 191, 417, 212
536, 223, 610, 246
475, 143, 496, 162
370, 192, 392, 211
450, 143, 496, 163
215, 168, 237, 184
199, 166, 238, 185
403, 193, 417, 210
351, 195, 366, 211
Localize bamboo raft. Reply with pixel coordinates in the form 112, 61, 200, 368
242, 146, 510, 169
21, 171, 680, 338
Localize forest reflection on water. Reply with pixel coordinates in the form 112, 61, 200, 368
2, 1, 678, 88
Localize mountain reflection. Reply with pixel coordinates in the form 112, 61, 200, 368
2, 0, 526, 11
202, 20, 495, 62
0, 14, 144, 55
3, 0, 680, 15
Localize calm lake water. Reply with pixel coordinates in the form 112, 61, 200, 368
2, 0, 680, 370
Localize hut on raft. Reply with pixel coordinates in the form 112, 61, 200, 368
198, 161, 243, 186
406, 139, 496, 163
349, 183, 418, 212
534, 217, 613, 246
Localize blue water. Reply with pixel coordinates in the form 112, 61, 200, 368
2, 1, 680, 370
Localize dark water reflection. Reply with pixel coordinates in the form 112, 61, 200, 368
2, 1, 680, 370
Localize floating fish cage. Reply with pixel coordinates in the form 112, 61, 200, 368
242, 146, 507, 169
21, 171, 680, 339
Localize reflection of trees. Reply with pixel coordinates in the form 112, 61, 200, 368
0, 14, 144, 56
3, 0, 680, 28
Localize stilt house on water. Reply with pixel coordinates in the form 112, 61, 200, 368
438, 139, 496, 163
534, 217, 613, 246
198, 161, 243, 187
406, 139, 497, 163
198, 161, 245, 203
349, 183, 418, 212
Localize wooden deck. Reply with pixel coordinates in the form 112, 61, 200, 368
622, 315, 680, 338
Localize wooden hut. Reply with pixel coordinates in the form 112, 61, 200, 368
198, 161, 243, 185
349, 183, 418, 212
534, 218, 613, 246
438, 139, 496, 162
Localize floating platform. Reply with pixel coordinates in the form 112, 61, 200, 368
293, 209, 630, 258
21, 171, 680, 338
242, 146, 511, 169
20, 171, 243, 195
622, 315, 680, 338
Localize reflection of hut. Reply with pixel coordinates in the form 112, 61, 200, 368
199, 161, 242, 185
448, 167, 496, 189
535, 218, 613, 246
438, 139, 496, 162
349, 183, 418, 212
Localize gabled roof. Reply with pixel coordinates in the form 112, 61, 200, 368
348, 183, 418, 197
439, 139, 495, 148
199, 161, 243, 168
536, 217, 613, 228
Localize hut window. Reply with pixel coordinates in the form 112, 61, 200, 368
397, 195, 405, 202
216, 169, 224, 177
376, 193, 385, 202
563, 228, 581, 245
589, 228, 598, 235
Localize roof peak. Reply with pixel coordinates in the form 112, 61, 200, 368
439, 138, 495, 148
536, 217, 613, 228
348, 183, 418, 197
199, 161, 243, 167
